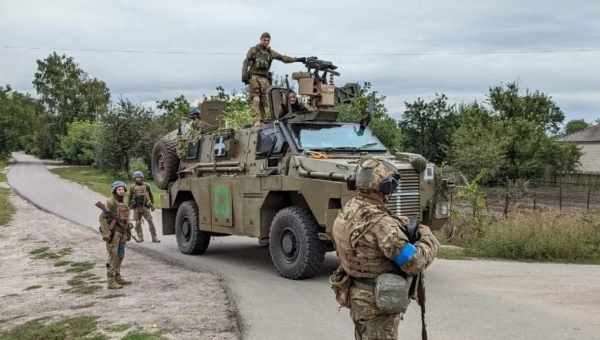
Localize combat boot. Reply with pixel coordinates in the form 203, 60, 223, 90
115, 275, 132, 285
151, 235, 160, 243
136, 233, 144, 243
107, 279, 123, 290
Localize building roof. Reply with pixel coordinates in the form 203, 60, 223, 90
563, 124, 600, 142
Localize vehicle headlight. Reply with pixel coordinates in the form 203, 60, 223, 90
435, 201, 449, 218
424, 164, 435, 181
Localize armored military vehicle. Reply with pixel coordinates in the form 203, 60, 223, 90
151, 58, 450, 279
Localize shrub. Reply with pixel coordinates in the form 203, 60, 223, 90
459, 211, 600, 263
129, 157, 149, 179
59, 120, 101, 164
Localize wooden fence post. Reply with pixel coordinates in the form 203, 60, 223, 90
587, 187, 592, 212
559, 179, 563, 212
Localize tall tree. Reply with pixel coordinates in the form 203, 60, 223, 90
450, 83, 580, 182
95, 99, 152, 174
565, 119, 589, 136
337, 82, 404, 152
0, 85, 43, 157
401, 94, 457, 163
33, 52, 110, 157
450, 102, 507, 181
156, 94, 192, 131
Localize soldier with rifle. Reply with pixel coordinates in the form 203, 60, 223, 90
96, 181, 135, 289
330, 158, 439, 340
242, 32, 307, 126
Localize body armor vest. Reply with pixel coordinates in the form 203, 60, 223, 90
253, 46, 272, 74
109, 198, 130, 233
333, 198, 398, 278
132, 184, 148, 208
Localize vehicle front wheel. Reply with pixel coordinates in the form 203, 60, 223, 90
269, 207, 325, 279
175, 201, 210, 254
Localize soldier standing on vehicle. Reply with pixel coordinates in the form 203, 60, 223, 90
99, 181, 133, 289
128, 171, 159, 243
242, 32, 306, 126
330, 158, 440, 340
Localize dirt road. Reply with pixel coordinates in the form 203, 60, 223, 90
0, 190, 239, 339
7, 152, 600, 340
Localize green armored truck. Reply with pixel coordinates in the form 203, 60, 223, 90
151, 58, 451, 279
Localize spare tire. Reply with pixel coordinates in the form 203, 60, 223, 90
152, 136, 179, 189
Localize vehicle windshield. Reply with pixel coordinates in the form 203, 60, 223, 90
290, 123, 387, 151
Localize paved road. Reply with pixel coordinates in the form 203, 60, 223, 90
8, 152, 600, 340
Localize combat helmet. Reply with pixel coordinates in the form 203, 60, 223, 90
132, 171, 144, 179
111, 180, 127, 193
354, 158, 400, 195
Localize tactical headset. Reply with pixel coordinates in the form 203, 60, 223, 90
349, 159, 400, 195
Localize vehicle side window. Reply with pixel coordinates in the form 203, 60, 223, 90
256, 127, 287, 158
186, 139, 201, 160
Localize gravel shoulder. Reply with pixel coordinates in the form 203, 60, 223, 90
0, 192, 240, 340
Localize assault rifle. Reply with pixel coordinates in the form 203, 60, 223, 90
407, 216, 429, 340
95, 201, 139, 243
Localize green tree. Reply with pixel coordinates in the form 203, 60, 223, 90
33, 52, 110, 157
488, 82, 564, 133
401, 94, 457, 163
156, 94, 191, 131
450, 83, 580, 182
213, 86, 253, 129
95, 99, 152, 174
59, 120, 101, 165
336, 82, 404, 151
450, 103, 507, 181
565, 119, 589, 136
0, 85, 43, 157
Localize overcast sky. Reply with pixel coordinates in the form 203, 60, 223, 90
2, 0, 600, 122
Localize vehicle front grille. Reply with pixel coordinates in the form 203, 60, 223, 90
386, 169, 420, 220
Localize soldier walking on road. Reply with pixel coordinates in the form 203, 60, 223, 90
330, 158, 440, 340
242, 32, 307, 126
129, 171, 159, 243
99, 181, 133, 289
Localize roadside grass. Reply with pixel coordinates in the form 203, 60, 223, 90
446, 211, 600, 264
121, 329, 165, 340
29, 246, 102, 296
0, 316, 164, 340
50, 166, 161, 203
0, 188, 15, 226
0, 158, 7, 182
437, 245, 470, 260
0, 316, 106, 340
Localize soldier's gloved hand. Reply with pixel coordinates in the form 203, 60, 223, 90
296, 57, 307, 63
150, 205, 155, 212
415, 224, 432, 242
242, 72, 250, 84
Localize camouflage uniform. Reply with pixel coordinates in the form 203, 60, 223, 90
128, 179, 158, 243
242, 44, 299, 124
99, 193, 132, 289
332, 158, 440, 340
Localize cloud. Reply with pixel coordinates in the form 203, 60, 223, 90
2, 0, 600, 121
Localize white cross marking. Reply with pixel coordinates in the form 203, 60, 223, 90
214, 136, 227, 156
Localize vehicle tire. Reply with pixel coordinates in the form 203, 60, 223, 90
175, 201, 210, 255
269, 207, 325, 279
152, 136, 179, 190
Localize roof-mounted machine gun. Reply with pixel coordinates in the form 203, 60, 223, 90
292, 57, 340, 111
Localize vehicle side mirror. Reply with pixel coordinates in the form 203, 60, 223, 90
256, 129, 277, 158
346, 174, 357, 191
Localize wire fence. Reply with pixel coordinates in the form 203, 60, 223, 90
452, 177, 600, 217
